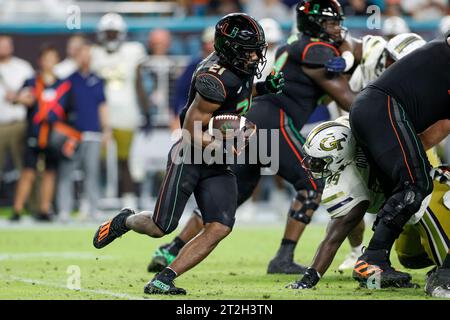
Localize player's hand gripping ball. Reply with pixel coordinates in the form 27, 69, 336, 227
208, 114, 256, 155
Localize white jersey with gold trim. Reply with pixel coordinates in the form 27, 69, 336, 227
91, 41, 146, 130
349, 35, 387, 92
321, 147, 385, 218
321, 116, 385, 218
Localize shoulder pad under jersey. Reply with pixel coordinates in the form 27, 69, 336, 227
195, 63, 242, 104
301, 42, 340, 67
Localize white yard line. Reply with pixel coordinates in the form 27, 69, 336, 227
1, 275, 149, 300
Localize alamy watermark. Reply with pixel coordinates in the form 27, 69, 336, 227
66, 265, 81, 291
169, 122, 280, 175
366, 5, 382, 30
66, 5, 81, 30
366, 266, 382, 289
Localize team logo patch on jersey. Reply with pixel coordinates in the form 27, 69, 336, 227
320, 136, 346, 151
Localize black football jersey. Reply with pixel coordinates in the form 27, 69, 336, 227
254, 34, 340, 130
179, 52, 254, 127
370, 36, 450, 133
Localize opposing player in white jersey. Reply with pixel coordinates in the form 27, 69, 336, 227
331, 33, 441, 272
287, 34, 450, 295
91, 13, 148, 208
287, 116, 450, 296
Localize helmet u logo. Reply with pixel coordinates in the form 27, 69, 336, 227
221, 23, 239, 38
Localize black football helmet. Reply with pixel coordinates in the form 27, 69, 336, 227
296, 0, 346, 46
214, 13, 268, 78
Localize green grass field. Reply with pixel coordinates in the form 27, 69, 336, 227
0, 219, 438, 300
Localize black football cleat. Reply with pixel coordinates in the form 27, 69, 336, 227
9, 212, 21, 222
93, 208, 134, 249
147, 244, 176, 273
286, 267, 321, 290
144, 275, 186, 295
33, 212, 53, 222
267, 255, 307, 275
425, 267, 450, 298
352, 249, 412, 288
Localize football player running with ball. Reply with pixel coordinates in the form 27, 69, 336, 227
147, 0, 359, 276
92, 13, 284, 295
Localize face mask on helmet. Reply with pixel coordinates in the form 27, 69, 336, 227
233, 45, 268, 78
97, 13, 127, 52
214, 13, 268, 78
98, 30, 126, 52
296, 0, 346, 46
301, 155, 334, 179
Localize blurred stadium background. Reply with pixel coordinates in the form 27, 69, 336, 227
0, 0, 449, 227
0, 0, 449, 301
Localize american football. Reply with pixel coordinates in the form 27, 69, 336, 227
208, 114, 256, 140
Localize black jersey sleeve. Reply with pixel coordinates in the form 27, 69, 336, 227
301, 43, 339, 68
194, 67, 243, 104
194, 72, 227, 104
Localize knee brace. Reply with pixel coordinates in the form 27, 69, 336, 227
373, 183, 427, 233
289, 190, 320, 224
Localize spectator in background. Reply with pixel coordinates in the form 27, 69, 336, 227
384, 0, 403, 17
54, 35, 85, 80
134, 28, 180, 209
144, 28, 177, 130
246, 0, 291, 22
382, 16, 410, 39
0, 36, 34, 184
57, 40, 109, 222
207, 0, 243, 15
401, 0, 447, 21
10, 44, 70, 222
340, 0, 375, 16
172, 26, 215, 127
147, 29, 172, 56
190, 0, 210, 16
179, 0, 243, 16
91, 13, 147, 209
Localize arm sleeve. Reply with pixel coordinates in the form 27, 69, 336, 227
194, 73, 227, 104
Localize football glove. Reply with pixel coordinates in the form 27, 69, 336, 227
265, 70, 285, 94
